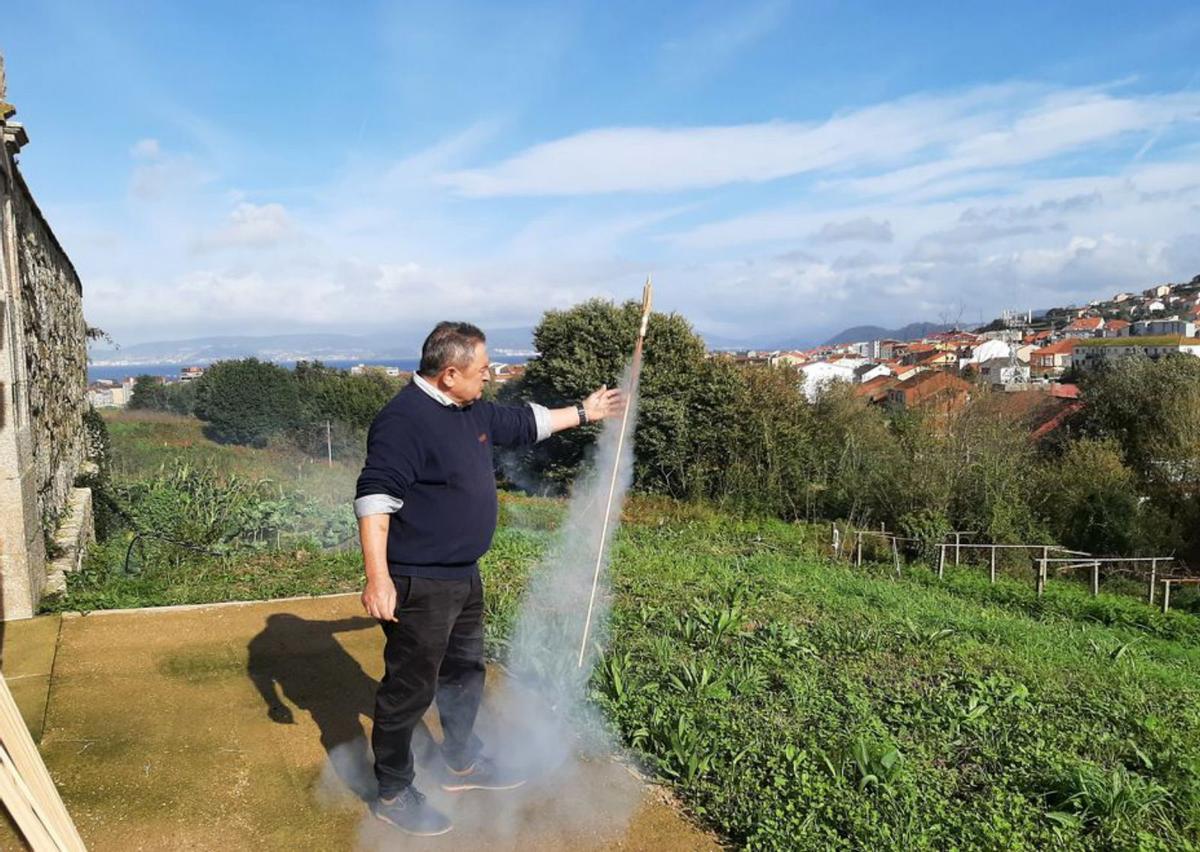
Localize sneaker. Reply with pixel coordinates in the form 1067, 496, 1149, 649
371, 787, 452, 836
440, 755, 527, 792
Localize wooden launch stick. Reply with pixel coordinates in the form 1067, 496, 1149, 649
0, 672, 87, 850
577, 277, 653, 668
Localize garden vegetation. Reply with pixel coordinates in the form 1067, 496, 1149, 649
90, 298, 1200, 847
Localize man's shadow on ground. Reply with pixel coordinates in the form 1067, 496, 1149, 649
246, 613, 441, 802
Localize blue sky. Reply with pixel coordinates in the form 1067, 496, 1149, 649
5, 1, 1200, 348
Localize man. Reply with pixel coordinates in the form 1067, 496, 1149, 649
355, 321, 623, 836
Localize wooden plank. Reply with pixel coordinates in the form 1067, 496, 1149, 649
0, 750, 59, 850
0, 673, 86, 850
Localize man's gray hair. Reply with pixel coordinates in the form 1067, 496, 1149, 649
418, 321, 486, 377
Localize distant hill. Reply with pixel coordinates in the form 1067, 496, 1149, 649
89, 327, 535, 366
821, 321, 957, 347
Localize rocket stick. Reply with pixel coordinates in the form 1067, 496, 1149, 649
577, 277, 653, 668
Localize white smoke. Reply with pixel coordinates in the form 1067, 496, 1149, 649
507, 362, 640, 703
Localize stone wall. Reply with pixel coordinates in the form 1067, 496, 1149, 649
0, 93, 91, 619
12, 169, 88, 532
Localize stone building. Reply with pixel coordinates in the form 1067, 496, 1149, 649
0, 56, 93, 620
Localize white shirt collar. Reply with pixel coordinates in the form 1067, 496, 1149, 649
412, 372, 461, 408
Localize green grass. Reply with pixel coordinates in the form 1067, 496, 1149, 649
56, 412, 1200, 849
103, 410, 357, 509
1074, 335, 1191, 348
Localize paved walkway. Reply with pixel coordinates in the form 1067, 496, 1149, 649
0, 596, 715, 851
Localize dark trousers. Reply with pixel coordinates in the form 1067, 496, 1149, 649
372, 572, 486, 798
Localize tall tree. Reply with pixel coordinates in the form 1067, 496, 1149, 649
193, 358, 301, 447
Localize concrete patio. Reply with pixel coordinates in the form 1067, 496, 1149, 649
0, 595, 715, 851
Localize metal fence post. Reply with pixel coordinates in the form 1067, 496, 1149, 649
937, 544, 946, 579
1148, 558, 1157, 605
1090, 561, 1100, 597
1162, 580, 1172, 614
1036, 558, 1046, 597
989, 546, 997, 584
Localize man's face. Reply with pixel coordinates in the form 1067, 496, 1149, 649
442, 343, 490, 404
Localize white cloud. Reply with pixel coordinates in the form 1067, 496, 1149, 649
658, 0, 790, 83
127, 140, 211, 201
194, 202, 296, 251
813, 217, 893, 244
440, 84, 1200, 198
130, 138, 161, 160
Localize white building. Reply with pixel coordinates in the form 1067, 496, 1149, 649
350, 363, 402, 377
798, 361, 856, 401
854, 363, 893, 384
969, 339, 1013, 364
977, 357, 1030, 386
1073, 337, 1200, 370
1133, 318, 1196, 338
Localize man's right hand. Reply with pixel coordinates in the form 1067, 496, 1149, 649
362, 576, 398, 622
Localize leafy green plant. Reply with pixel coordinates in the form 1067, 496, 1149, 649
667, 660, 731, 700
1044, 763, 1174, 842
820, 735, 904, 793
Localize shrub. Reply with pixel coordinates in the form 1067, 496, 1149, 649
193, 358, 301, 447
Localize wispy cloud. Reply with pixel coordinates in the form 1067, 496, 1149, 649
440, 84, 1200, 198
193, 202, 296, 251
813, 217, 893, 244
658, 0, 790, 84
127, 138, 213, 201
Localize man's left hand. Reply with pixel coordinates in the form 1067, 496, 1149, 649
584, 385, 625, 422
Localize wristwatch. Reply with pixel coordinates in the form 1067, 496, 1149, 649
576, 402, 589, 425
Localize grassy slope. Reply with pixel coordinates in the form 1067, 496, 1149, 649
63, 412, 1200, 849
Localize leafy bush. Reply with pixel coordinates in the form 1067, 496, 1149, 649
899, 508, 952, 564
193, 358, 301, 447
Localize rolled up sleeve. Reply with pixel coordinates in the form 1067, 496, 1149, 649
528, 402, 552, 443
354, 494, 403, 518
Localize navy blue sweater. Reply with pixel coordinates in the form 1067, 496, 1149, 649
355, 381, 540, 579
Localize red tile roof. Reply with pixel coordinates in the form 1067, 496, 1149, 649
855, 375, 900, 402
1033, 339, 1076, 357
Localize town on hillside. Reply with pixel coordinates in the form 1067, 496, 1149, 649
719, 274, 1200, 423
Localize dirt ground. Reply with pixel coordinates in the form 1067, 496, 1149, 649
0, 595, 717, 851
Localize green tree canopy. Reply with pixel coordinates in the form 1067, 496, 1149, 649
500, 298, 730, 496
128, 375, 169, 410
193, 358, 301, 447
